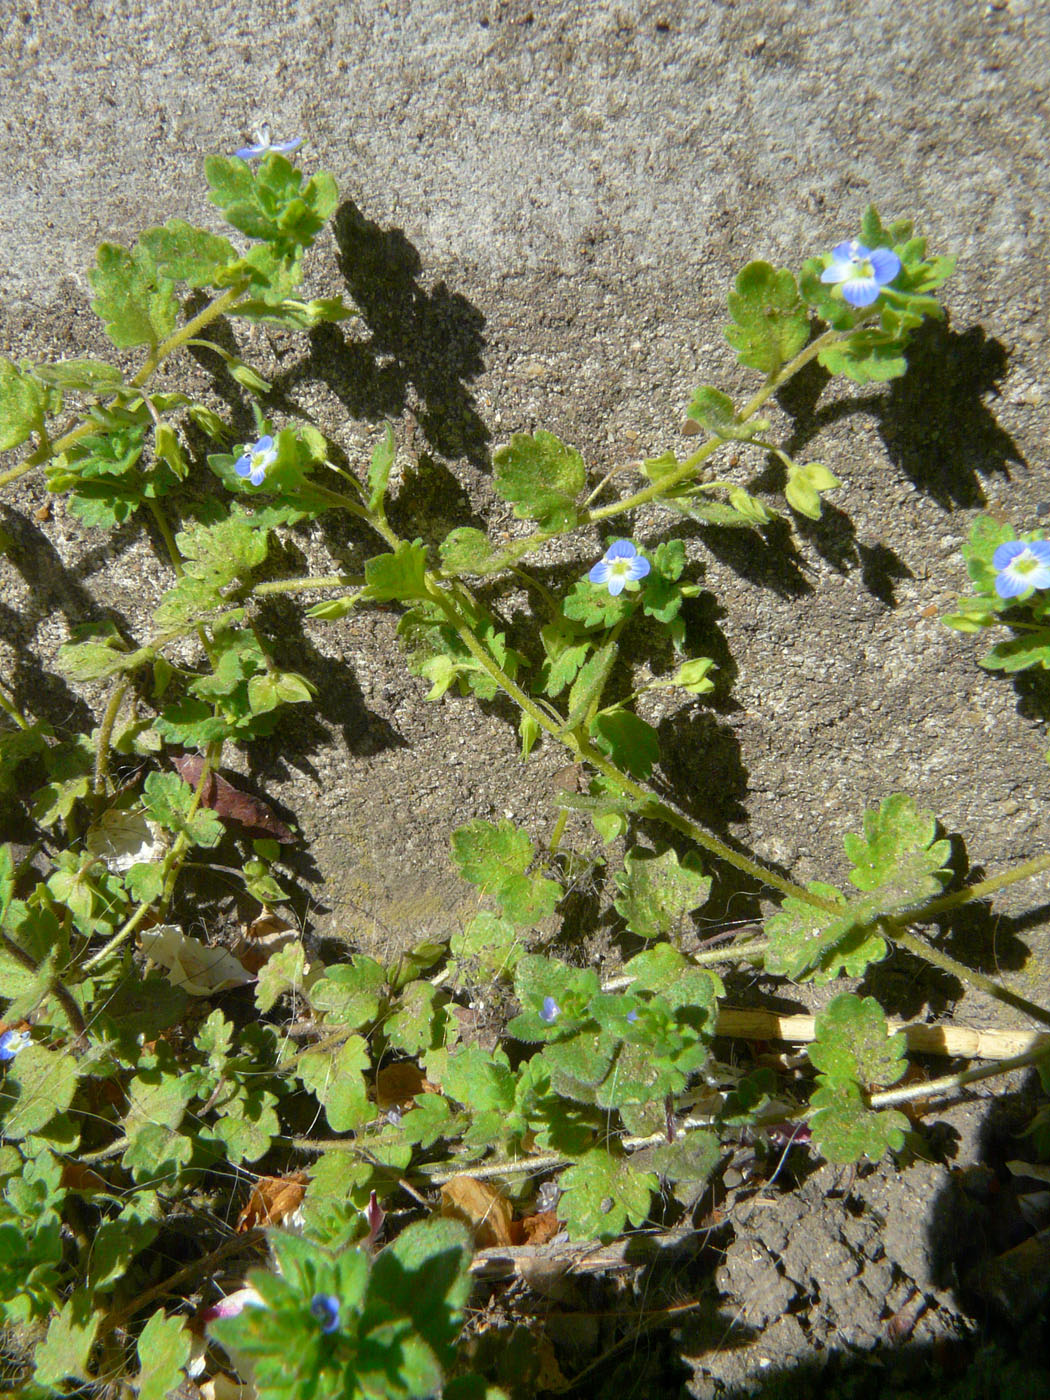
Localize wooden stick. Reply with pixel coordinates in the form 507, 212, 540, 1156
714, 1007, 1050, 1062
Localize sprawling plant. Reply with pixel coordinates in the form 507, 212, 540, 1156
0, 136, 1047, 1397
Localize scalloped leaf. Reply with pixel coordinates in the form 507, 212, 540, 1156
492, 430, 586, 531
843, 793, 952, 903
613, 846, 711, 939
557, 1148, 658, 1242
764, 882, 889, 983
724, 261, 810, 375
808, 993, 907, 1089
808, 1080, 909, 1165
450, 819, 562, 926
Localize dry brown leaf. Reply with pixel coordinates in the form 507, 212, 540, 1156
517, 1208, 560, 1247
440, 1175, 515, 1248
237, 1173, 309, 1232
245, 909, 296, 942
375, 1062, 426, 1110
171, 754, 295, 843
232, 911, 301, 976
60, 1162, 111, 1194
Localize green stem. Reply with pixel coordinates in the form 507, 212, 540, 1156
893, 852, 1050, 923
893, 925, 1050, 1030
146, 498, 184, 577
869, 1040, 1050, 1110
92, 676, 131, 798
82, 739, 224, 972
0, 681, 29, 729
0, 929, 87, 1042
253, 574, 364, 596
0, 286, 248, 494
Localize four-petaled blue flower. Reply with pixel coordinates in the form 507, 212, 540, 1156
309, 1293, 340, 1333
0, 1029, 31, 1061
235, 124, 303, 160
820, 240, 901, 308
992, 539, 1050, 599
588, 540, 651, 597
540, 996, 560, 1024
233, 434, 277, 486
625, 1008, 638, 1024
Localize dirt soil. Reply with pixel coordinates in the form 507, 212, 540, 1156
2, 2, 1050, 1395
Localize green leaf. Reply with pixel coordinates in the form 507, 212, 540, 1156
724, 261, 810, 375
814, 331, 908, 385
441, 1045, 516, 1114
449, 911, 522, 980
31, 358, 126, 394
439, 527, 499, 576
613, 846, 711, 939
562, 577, 634, 629
141, 771, 224, 847
981, 633, 1050, 672
370, 1216, 473, 1372
255, 941, 312, 1014
509, 955, 601, 1038
56, 638, 151, 682
176, 511, 269, 589
0, 1046, 78, 1140
808, 993, 907, 1089
308, 956, 386, 1029
152, 575, 226, 628
385, 981, 448, 1056
0, 724, 49, 796
138, 218, 238, 287
227, 293, 357, 328
206, 152, 337, 254
364, 538, 430, 601
843, 793, 952, 906
783, 459, 841, 519
88, 242, 178, 348
135, 1311, 192, 1400
557, 1148, 658, 1242
153, 699, 230, 747
0, 358, 49, 449
539, 623, 591, 699
87, 1193, 161, 1290
298, 1035, 372, 1132
450, 819, 561, 926
32, 1291, 99, 1387
764, 882, 889, 983
590, 709, 660, 780
631, 1131, 721, 1187
808, 1080, 909, 1165
211, 1089, 279, 1163
686, 386, 768, 440
665, 657, 717, 694
492, 431, 586, 531
367, 423, 396, 513
401, 1092, 454, 1149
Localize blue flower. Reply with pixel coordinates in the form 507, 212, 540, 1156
235, 124, 303, 160
309, 1293, 340, 1333
0, 1029, 31, 1061
233, 434, 277, 486
992, 539, 1050, 599
588, 540, 651, 597
625, 1008, 638, 1024
540, 995, 560, 1024
819, 240, 901, 308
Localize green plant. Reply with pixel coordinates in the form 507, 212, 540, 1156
1, 138, 1046, 1397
